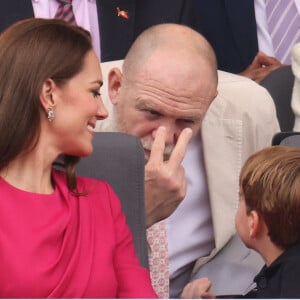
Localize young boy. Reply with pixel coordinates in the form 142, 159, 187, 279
182, 146, 300, 298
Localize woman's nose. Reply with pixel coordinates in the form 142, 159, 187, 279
96, 99, 109, 120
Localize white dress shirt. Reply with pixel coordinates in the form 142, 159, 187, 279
167, 134, 215, 282
31, 0, 100, 60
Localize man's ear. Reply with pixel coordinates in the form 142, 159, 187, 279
248, 210, 264, 239
108, 68, 122, 105
40, 78, 57, 113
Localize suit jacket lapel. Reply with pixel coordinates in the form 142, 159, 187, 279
96, 0, 136, 62
201, 96, 242, 252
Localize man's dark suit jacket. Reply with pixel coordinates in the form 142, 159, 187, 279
0, 0, 196, 62
194, 0, 259, 73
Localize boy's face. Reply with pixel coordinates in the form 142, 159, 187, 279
235, 193, 252, 248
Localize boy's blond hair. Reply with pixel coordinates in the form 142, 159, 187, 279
240, 146, 300, 249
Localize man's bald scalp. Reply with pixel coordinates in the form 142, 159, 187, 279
122, 23, 217, 84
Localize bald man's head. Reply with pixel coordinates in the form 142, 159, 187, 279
122, 23, 218, 85
108, 23, 218, 150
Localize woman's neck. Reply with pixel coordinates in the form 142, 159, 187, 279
0, 152, 55, 194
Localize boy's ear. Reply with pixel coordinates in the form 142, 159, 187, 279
248, 210, 264, 239
40, 78, 57, 113
108, 68, 122, 105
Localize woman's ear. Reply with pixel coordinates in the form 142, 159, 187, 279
108, 68, 122, 105
40, 78, 57, 112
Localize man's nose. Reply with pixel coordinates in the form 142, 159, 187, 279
152, 124, 179, 145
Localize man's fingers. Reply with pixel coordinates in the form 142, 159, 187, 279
147, 126, 166, 164
147, 126, 192, 167
251, 64, 284, 82
168, 128, 193, 168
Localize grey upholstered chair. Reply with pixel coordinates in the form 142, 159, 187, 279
260, 66, 295, 132
272, 131, 300, 147
76, 132, 148, 269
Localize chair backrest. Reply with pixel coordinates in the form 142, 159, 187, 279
272, 131, 300, 147
76, 132, 149, 269
260, 66, 295, 132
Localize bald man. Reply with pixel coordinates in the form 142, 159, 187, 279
97, 24, 279, 297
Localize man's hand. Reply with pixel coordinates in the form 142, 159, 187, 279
240, 51, 285, 82
145, 126, 193, 227
181, 278, 214, 299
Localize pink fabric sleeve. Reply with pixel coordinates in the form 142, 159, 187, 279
104, 184, 158, 298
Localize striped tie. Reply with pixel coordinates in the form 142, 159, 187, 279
265, 0, 300, 64
55, 0, 77, 25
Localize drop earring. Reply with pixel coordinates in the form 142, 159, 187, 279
47, 107, 55, 122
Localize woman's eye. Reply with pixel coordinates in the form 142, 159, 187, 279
92, 90, 101, 98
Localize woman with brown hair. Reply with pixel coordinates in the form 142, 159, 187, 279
0, 18, 157, 298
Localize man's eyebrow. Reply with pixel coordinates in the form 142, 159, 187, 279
135, 99, 157, 109
136, 101, 198, 121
